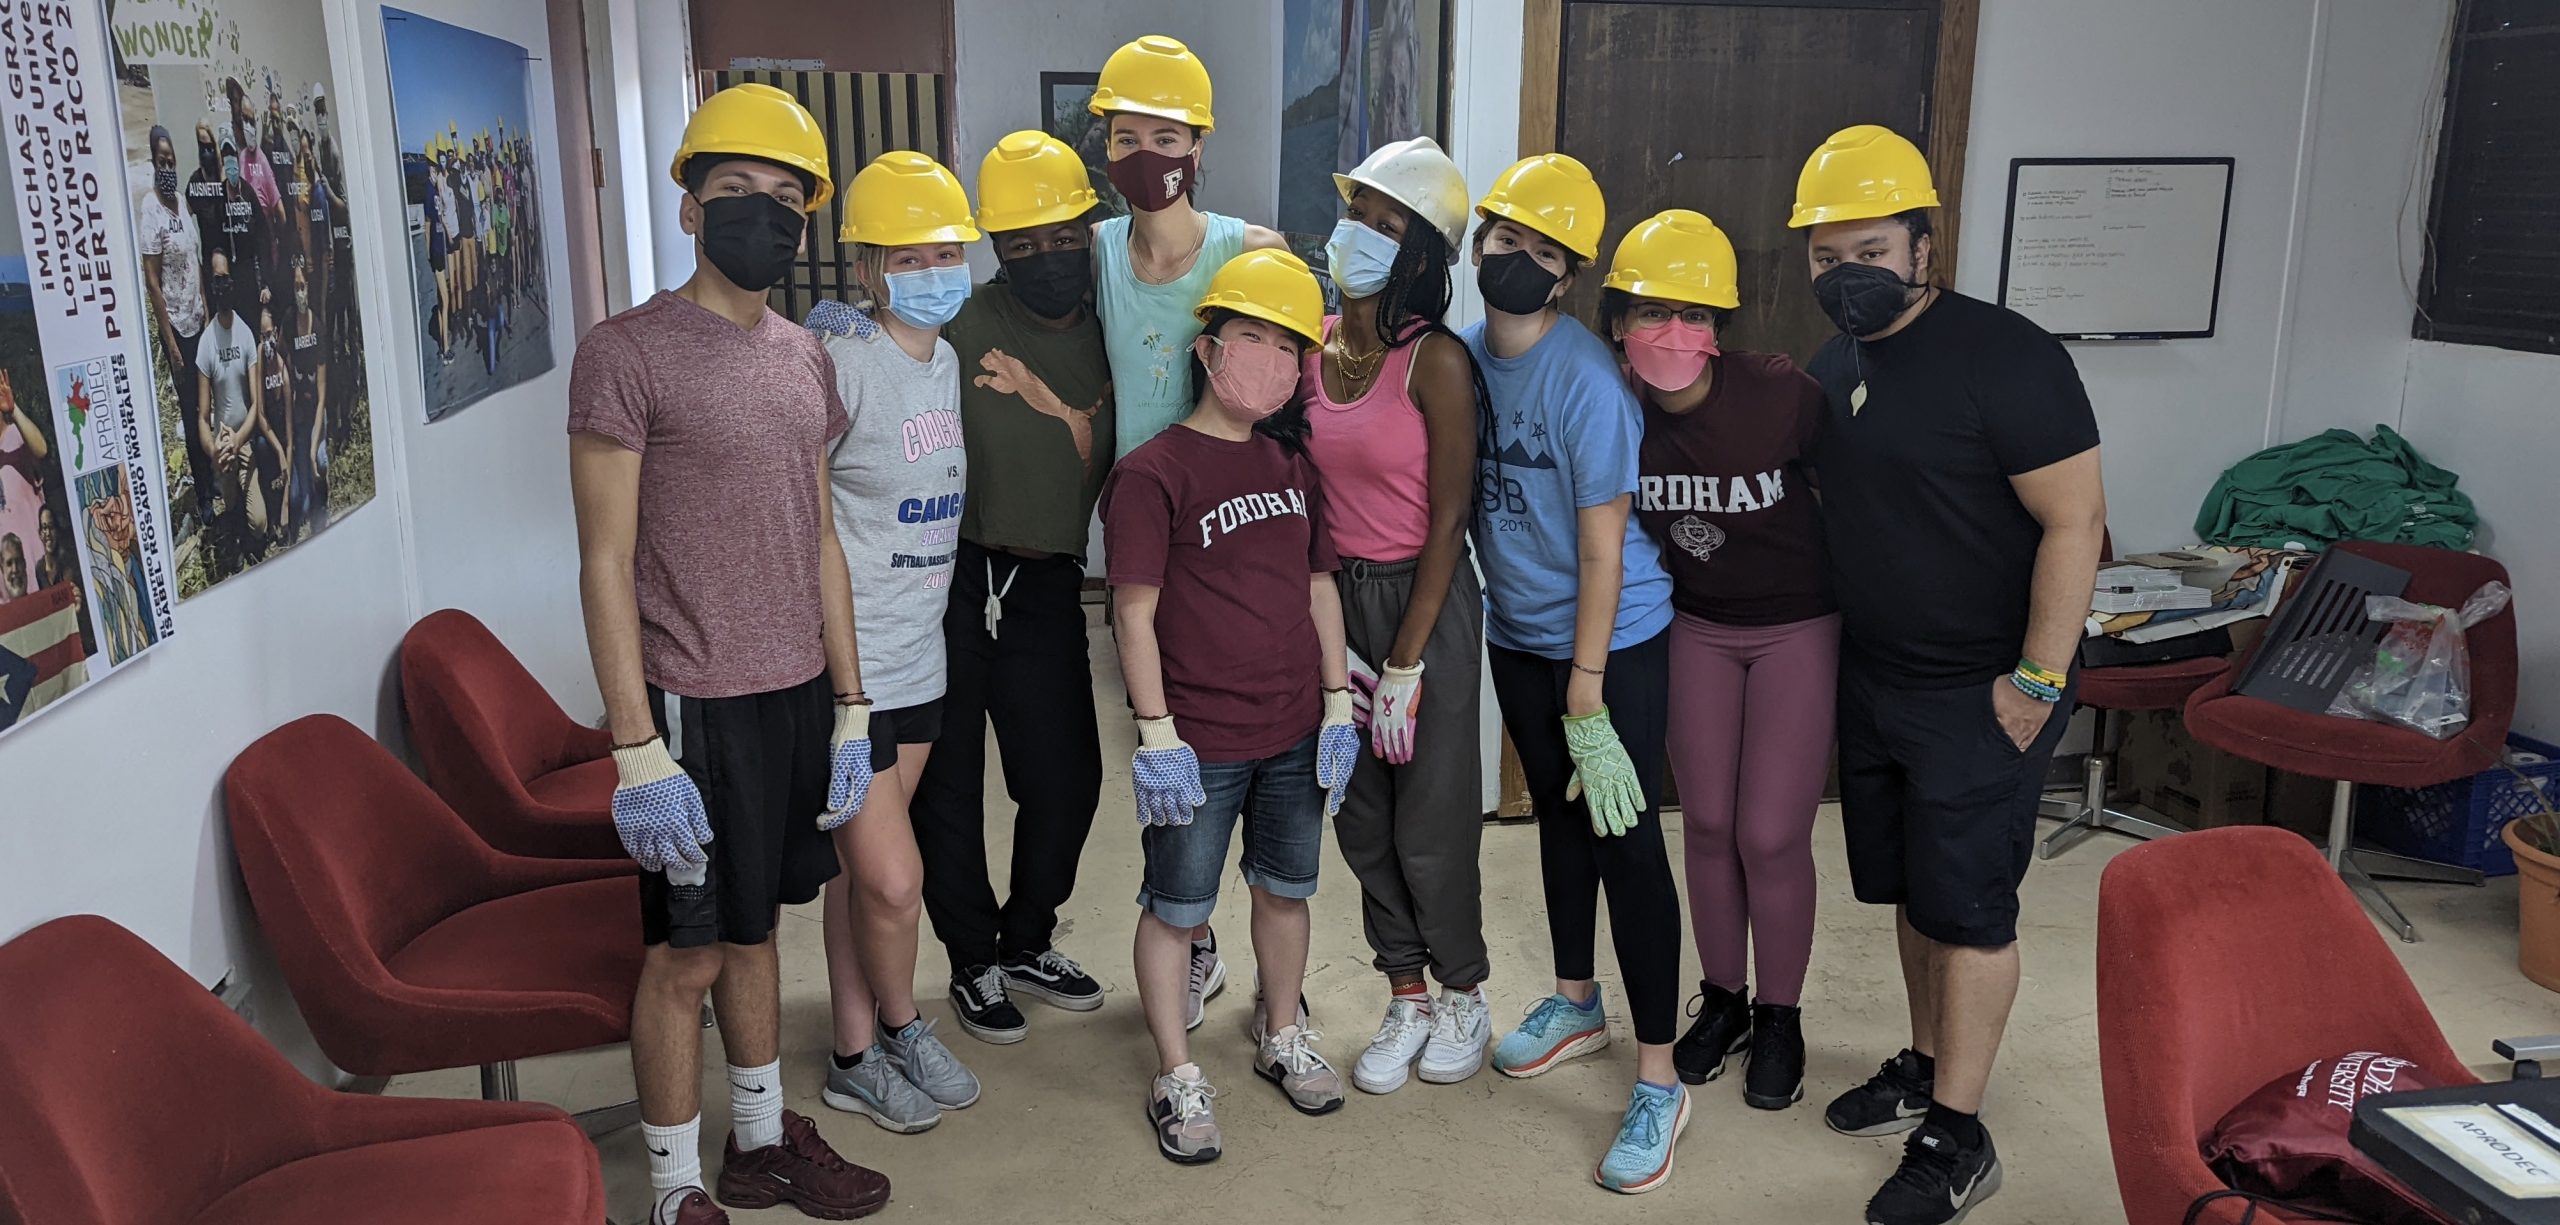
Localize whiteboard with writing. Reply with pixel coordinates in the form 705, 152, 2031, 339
1996, 158, 2235, 339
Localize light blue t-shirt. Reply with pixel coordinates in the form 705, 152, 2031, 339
1464, 315, 1674, 657
1095, 210, 1246, 458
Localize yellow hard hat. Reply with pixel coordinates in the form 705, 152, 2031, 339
1603, 209, 1741, 310
1787, 124, 1938, 229
974, 131, 1101, 233
1474, 154, 1606, 260
669, 82, 835, 212
838, 151, 979, 246
1089, 35, 1215, 133
1193, 249, 1323, 345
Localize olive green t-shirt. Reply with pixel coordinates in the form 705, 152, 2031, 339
944, 285, 1114, 559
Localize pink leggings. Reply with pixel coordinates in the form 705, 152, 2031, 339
1664, 610, 1840, 1007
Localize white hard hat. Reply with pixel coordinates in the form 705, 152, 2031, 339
1333, 136, 1471, 252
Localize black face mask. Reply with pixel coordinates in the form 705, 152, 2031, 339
695, 192, 804, 292
208, 274, 235, 310
1003, 248, 1091, 319
197, 144, 218, 176
1813, 261, 1923, 337
1477, 250, 1561, 316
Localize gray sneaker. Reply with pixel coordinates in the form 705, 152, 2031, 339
1254, 1024, 1346, 1116
1184, 932, 1226, 1032
1147, 1064, 1222, 1164
820, 1046, 942, 1134
881, 1016, 980, 1110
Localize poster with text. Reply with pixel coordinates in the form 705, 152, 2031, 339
382, 8, 549, 422
107, 0, 377, 598
0, 0, 180, 738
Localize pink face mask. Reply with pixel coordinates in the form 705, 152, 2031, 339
1623, 319, 1720, 392
1199, 334, 1299, 421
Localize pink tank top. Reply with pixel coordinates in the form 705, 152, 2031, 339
1299, 316, 1431, 561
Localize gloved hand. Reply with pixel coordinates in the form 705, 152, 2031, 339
1345, 649, 1380, 731
819, 699, 874, 831
611, 737, 713, 872
1132, 716, 1206, 827
1317, 687, 1359, 816
1562, 706, 1646, 837
1371, 658, 1424, 765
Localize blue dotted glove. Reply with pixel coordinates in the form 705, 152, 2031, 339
1317, 687, 1359, 817
1133, 716, 1206, 827
611, 738, 713, 872
820, 700, 874, 831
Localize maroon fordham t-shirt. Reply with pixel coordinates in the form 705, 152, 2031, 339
1634, 351, 1834, 627
567, 291, 850, 698
1103, 425, 1340, 762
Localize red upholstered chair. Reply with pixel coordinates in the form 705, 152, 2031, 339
2098, 827, 2476, 1225
0, 915, 605, 1224
225, 714, 644, 1116
2185, 541, 2514, 940
400, 609, 623, 859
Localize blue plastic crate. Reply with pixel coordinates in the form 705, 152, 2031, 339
2357, 733, 2560, 877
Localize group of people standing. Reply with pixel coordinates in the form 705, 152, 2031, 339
570, 33, 2104, 1225
423, 124, 540, 375
136, 76, 359, 580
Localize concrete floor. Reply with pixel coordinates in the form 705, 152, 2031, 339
392, 611, 2557, 1223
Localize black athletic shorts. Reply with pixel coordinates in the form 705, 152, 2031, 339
639, 672, 842, 948
1835, 660, 2077, 948
873, 697, 943, 747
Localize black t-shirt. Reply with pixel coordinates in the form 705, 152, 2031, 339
1635, 351, 1834, 626
1809, 290, 2100, 687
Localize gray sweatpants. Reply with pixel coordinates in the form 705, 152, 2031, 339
1334, 555, 1489, 986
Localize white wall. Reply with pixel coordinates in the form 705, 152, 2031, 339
0, 0, 588, 1077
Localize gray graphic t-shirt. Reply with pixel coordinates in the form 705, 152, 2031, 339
820, 312, 966, 709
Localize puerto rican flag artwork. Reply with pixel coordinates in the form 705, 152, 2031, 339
0, 581, 87, 730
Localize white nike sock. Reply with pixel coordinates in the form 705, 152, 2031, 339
730, 1060, 784, 1150
642, 1115, 703, 1222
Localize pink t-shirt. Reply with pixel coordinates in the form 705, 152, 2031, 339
1298, 316, 1430, 562
567, 291, 850, 698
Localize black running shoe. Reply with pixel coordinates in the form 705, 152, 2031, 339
1000, 948, 1106, 1012
949, 964, 1028, 1045
1826, 1049, 1934, 1137
1743, 1002, 1805, 1110
1672, 981, 1751, 1085
1864, 1120, 2001, 1225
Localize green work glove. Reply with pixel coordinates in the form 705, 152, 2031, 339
1562, 706, 1645, 837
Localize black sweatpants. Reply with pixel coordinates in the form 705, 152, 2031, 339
1488, 629, 1683, 1045
908, 540, 1105, 971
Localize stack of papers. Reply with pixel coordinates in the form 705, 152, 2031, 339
2093, 584, 2214, 614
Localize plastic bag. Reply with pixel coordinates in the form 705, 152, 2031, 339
2325, 580, 2510, 739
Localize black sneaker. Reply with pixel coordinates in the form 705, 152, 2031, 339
1743, 1002, 1805, 1110
1826, 1049, 1934, 1137
1000, 948, 1106, 1012
1672, 981, 1751, 1085
949, 964, 1028, 1045
1864, 1120, 2001, 1224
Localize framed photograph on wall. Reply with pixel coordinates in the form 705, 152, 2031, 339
1039, 70, 1127, 218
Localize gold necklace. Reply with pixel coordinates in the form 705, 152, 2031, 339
1327, 334, 1386, 383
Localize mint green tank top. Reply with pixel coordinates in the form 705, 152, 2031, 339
1094, 211, 1247, 458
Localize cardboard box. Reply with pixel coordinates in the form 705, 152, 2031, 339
2114, 709, 2270, 829
2264, 769, 2339, 843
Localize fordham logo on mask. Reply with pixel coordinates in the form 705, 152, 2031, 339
1161, 167, 1184, 198
1196, 489, 1307, 548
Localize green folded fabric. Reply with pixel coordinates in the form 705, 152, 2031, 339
2195, 424, 2477, 550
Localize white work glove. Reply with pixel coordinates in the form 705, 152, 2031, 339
819, 699, 874, 831
611, 738, 713, 872
1132, 716, 1206, 827
1370, 658, 1424, 765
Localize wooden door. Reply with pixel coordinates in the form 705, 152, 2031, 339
1542, 0, 1971, 364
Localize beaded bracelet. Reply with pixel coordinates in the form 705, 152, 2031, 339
2016, 658, 2068, 688
2008, 671, 2063, 703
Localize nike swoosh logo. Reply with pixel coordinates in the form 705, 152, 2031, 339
649, 1146, 671, 1157
732, 1081, 768, 1094
1948, 1164, 1984, 1210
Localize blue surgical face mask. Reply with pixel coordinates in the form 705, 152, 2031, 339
1325, 218, 1401, 300
883, 263, 972, 329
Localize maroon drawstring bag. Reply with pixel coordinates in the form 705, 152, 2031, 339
2200, 1052, 2457, 1225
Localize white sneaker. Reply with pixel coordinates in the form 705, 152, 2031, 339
1352, 994, 1435, 1094
1418, 986, 1492, 1084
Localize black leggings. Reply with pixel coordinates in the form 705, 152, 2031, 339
1488, 629, 1682, 1045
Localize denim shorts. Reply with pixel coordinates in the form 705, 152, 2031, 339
1135, 733, 1323, 928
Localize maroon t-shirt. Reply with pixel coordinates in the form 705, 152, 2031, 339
1635, 351, 1833, 627
567, 291, 850, 698
1102, 425, 1339, 761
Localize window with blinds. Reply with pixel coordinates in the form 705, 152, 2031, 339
2416, 1, 2560, 354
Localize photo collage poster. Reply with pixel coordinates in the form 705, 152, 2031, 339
0, 0, 180, 737
107, 0, 378, 599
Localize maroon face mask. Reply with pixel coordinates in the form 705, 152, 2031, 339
1107, 147, 1196, 212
